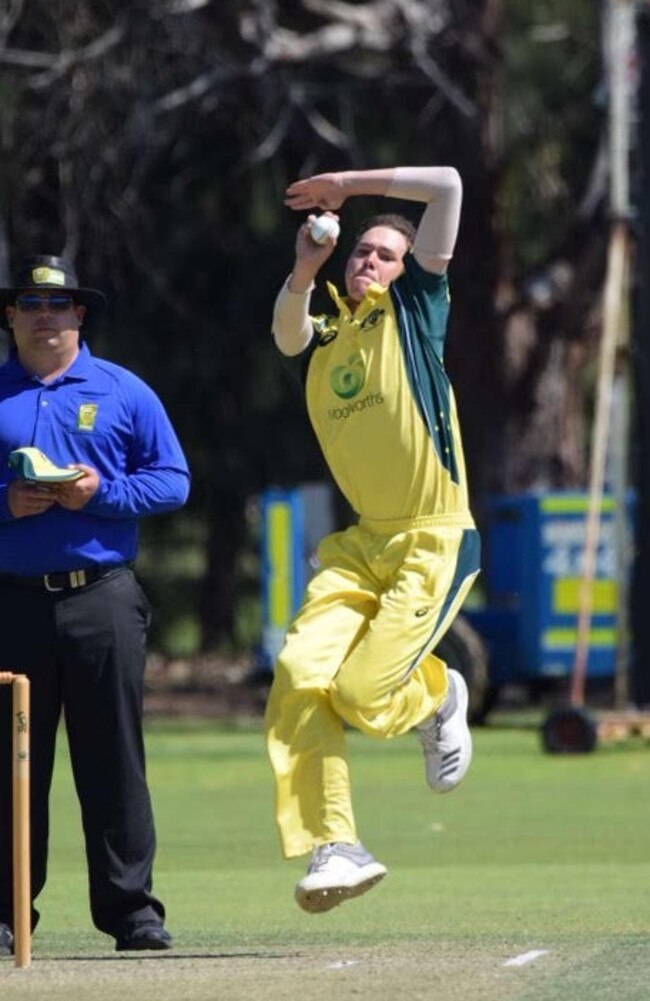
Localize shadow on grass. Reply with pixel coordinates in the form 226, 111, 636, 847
41, 950, 300, 962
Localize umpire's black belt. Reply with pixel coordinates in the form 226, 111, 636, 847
0, 564, 129, 593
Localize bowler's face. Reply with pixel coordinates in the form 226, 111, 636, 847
344, 226, 410, 303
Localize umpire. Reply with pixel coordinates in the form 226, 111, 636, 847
0, 255, 190, 954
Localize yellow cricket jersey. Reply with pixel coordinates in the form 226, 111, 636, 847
305, 253, 473, 524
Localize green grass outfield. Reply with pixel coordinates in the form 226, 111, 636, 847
1, 719, 650, 1000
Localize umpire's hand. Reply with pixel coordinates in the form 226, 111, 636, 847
53, 465, 100, 510
7, 480, 57, 518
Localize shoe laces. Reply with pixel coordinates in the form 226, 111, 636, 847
418, 673, 458, 748
309, 843, 340, 871
418, 713, 443, 751
309, 842, 366, 872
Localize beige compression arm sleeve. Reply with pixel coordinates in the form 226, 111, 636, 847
272, 277, 314, 357
386, 166, 462, 268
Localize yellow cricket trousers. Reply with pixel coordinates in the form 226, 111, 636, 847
265, 514, 481, 858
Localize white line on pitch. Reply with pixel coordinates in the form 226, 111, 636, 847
502, 949, 549, 967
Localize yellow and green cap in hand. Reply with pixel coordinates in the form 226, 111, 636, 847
8, 447, 84, 483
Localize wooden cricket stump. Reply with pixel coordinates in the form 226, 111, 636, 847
0, 673, 31, 969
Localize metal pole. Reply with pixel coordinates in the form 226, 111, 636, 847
631, 3, 650, 707
570, 0, 635, 706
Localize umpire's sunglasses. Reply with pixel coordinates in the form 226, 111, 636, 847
15, 293, 76, 312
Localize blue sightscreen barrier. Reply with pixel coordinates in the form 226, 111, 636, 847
465, 491, 633, 683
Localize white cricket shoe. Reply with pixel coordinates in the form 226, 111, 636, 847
416, 669, 472, 792
295, 842, 387, 914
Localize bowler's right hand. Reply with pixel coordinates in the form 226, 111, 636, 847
296, 215, 338, 260
288, 215, 339, 294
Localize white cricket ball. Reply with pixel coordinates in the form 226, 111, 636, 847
309, 215, 340, 245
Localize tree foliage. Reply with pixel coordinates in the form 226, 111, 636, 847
0, 0, 607, 652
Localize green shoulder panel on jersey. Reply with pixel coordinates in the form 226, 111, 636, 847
390, 255, 460, 484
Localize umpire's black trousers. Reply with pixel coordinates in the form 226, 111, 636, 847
0, 567, 165, 937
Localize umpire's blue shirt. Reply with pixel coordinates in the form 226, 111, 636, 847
0, 343, 191, 574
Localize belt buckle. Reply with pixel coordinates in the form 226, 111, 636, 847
43, 570, 87, 592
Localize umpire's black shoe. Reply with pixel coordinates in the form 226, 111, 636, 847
0, 922, 14, 957
115, 923, 173, 952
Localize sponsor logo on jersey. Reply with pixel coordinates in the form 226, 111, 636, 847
328, 392, 384, 421
330, 351, 366, 399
